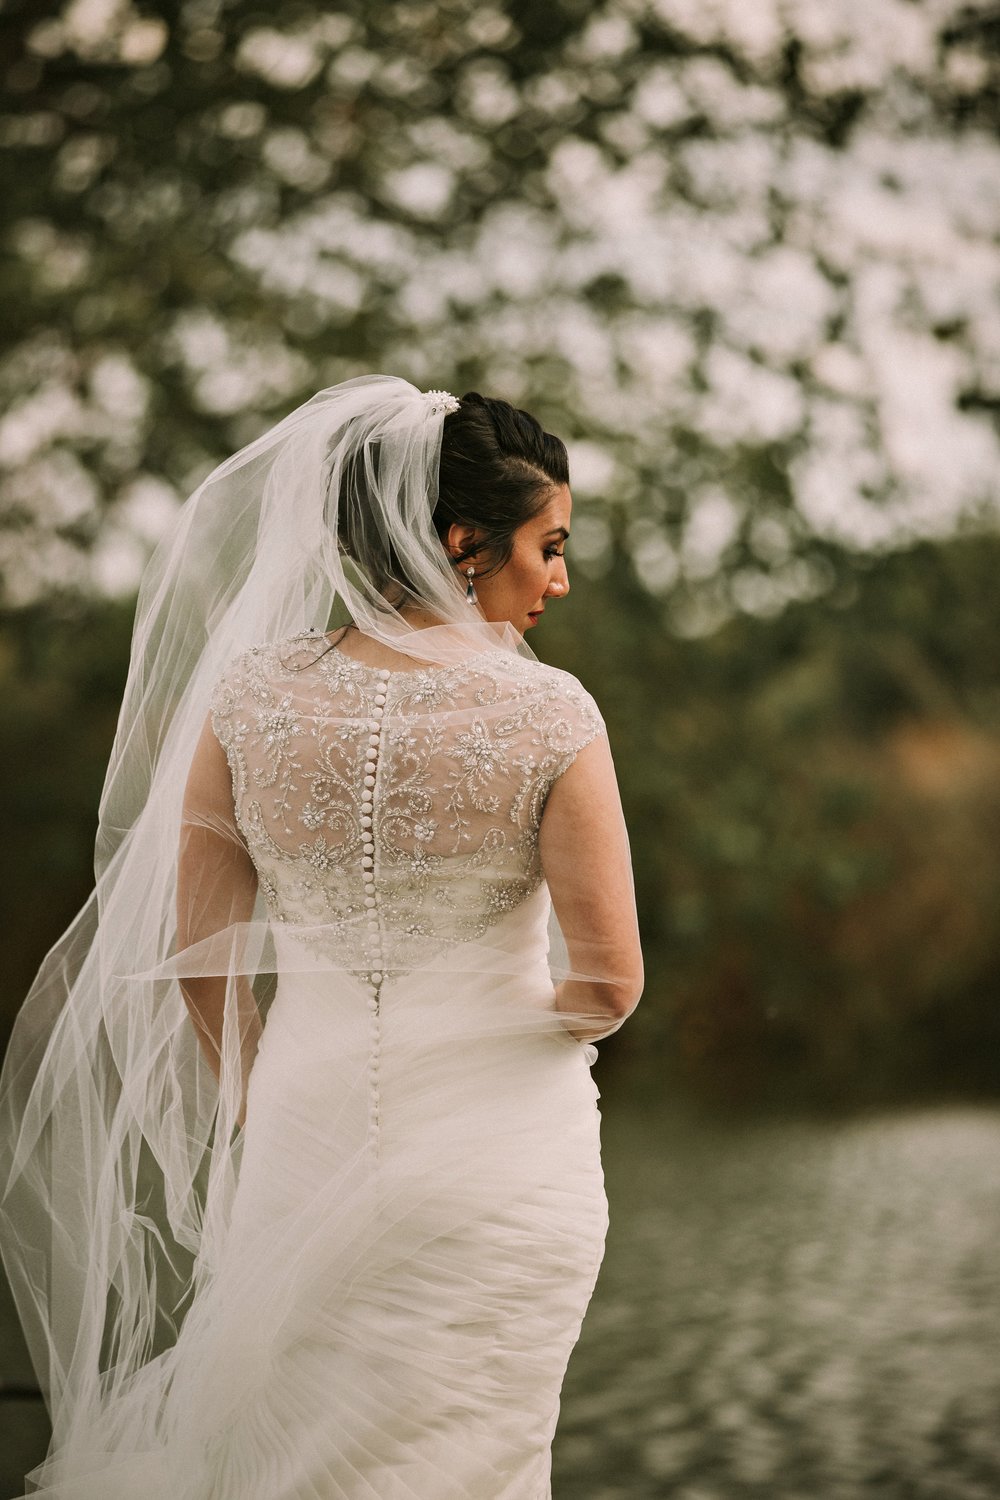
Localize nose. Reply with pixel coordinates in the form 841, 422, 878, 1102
547, 557, 570, 598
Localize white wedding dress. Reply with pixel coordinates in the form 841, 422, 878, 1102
139, 631, 610, 1500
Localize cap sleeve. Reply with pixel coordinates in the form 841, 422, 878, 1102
208, 648, 252, 765
530, 671, 607, 817
548, 675, 605, 772
207, 643, 269, 809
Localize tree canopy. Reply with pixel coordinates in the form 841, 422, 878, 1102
1, 0, 998, 628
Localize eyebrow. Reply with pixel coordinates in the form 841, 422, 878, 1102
544, 526, 570, 539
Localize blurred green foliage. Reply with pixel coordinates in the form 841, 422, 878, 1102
550, 532, 1000, 1105
6, 531, 1000, 1107
0, 599, 133, 1012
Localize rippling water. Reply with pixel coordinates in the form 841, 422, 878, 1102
555, 1097, 1000, 1499
3, 1100, 1000, 1498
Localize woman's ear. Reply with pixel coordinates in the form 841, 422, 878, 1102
445, 522, 482, 562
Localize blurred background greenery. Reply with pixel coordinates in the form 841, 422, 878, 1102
2, 0, 999, 1108
4, 3, 1000, 1495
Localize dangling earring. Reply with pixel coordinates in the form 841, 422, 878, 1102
465, 566, 478, 605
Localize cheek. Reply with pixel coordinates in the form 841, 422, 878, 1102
493, 543, 546, 603
515, 551, 547, 592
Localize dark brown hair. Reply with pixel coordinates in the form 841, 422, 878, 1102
433, 392, 569, 576
332, 390, 569, 603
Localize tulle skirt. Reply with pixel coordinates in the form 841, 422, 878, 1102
28, 958, 608, 1500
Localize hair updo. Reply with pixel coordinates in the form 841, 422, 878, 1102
433, 392, 569, 576
333, 390, 568, 602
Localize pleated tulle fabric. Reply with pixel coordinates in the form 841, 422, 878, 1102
176, 955, 607, 1500
34, 942, 607, 1500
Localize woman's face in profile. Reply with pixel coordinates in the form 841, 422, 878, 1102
471, 485, 573, 634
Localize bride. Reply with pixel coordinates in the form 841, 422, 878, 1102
0, 376, 643, 1499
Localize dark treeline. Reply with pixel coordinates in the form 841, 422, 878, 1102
6, 530, 1000, 1109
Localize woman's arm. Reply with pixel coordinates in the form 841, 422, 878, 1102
177, 714, 261, 1123
539, 734, 644, 1042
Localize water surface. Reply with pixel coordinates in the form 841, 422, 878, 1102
555, 1097, 1000, 1498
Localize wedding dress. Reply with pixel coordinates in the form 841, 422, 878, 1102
172, 630, 611, 1499
0, 378, 635, 1499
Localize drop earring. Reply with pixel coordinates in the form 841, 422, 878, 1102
465, 566, 478, 605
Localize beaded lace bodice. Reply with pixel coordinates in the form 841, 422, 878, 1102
210, 632, 604, 973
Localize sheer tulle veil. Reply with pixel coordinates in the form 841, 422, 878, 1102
0, 374, 611, 1488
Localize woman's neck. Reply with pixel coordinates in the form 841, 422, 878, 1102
397, 605, 448, 630
329, 619, 448, 671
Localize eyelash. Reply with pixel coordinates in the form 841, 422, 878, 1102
543, 547, 565, 560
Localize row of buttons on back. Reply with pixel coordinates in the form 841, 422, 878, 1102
363, 669, 389, 1155
362, 669, 390, 997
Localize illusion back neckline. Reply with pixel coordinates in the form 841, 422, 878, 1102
320, 630, 501, 678
322, 634, 452, 677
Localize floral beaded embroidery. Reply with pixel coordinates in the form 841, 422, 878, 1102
210, 632, 605, 967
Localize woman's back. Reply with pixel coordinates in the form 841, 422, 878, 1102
210, 630, 604, 965
161, 631, 621, 1499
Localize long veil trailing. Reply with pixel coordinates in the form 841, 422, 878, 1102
0, 375, 627, 1497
